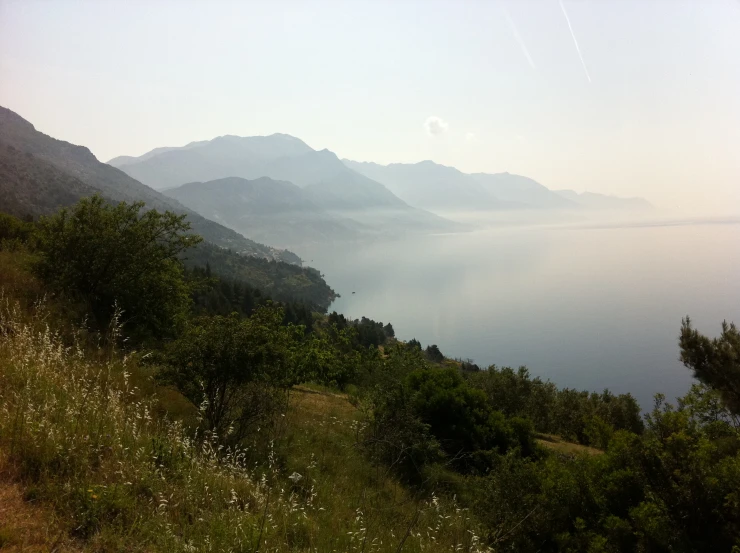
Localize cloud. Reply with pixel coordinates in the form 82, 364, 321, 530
424, 116, 449, 136
465, 132, 476, 142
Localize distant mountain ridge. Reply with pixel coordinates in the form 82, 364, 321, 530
343, 159, 504, 211
345, 159, 652, 213
111, 131, 653, 223
110, 134, 460, 242
554, 190, 654, 211
109, 134, 315, 190
469, 172, 578, 209
164, 176, 363, 249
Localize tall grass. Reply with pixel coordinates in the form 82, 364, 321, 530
0, 293, 494, 552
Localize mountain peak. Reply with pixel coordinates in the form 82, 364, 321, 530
316, 148, 339, 159
268, 132, 303, 141
0, 106, 36, 131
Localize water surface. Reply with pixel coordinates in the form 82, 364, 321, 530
301, 218, 740, 409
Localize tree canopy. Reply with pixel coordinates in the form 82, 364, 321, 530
33, 196, 201, 340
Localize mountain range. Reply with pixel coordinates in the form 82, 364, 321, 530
0, 103, 653, 260
108, 134, 462, 249
0, 106, 300, 263
111, 135, 652, 226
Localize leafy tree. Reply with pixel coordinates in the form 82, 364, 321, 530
425, 344, 444, 363
467, 366, 642, 446
322, 312, 394, 349
298, 324, 361, 389
360, 377, 443, 483
187, 264, 315, 328
33, 196, 201, 339
406, 338, 422, 351
405, 367, 533, 468
160, 306, 301, 443
680, 317, 740, 416
0, 212, 33, 252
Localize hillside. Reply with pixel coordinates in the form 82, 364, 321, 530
184, 241, 337, 310
0, 142, 99, 218
166, 176, 361, 250
111, 134, 460, 237
0, 106, 297, 262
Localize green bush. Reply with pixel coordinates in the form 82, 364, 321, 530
0, 212, 33, 251
159, 306, 302, 443
32, 196, 201, 340
680, 316, 740, 416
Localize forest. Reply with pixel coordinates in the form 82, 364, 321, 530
0, 198, 738, 552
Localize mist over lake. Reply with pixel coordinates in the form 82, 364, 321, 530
301, 217, 740, 410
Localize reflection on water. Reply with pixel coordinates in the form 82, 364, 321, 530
300, 218, 740, 409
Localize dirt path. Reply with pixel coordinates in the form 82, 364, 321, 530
0, 455, 79, 552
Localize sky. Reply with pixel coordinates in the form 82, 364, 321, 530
1, 0, 739, 213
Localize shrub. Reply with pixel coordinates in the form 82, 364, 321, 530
0, 212, 33, 251
32, 196, 201, 340
159, 306, 301, 443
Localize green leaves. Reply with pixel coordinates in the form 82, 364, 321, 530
680, 317, 740, 416
160, 305, 301, 443
33, 196, 201, 340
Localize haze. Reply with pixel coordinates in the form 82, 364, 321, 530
1, 0, 739, 214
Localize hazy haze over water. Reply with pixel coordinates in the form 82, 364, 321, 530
302, 217, 740, 409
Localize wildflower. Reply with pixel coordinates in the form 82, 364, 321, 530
288, 471, 302, 483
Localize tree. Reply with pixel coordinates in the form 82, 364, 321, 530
33, 196, 201, 339
405, 367, 533, 469
680, 317, 740, 416
406, 338, 422, 351
160, 306, 301, 442
425, 344, 444, 363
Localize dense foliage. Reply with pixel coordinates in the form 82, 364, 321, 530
33, 196, 201, 339
680, 316, 740, 416
326, 311, 395, 348
468, 384, 740, 552
160, 308, 301, 443
0, 210, 33, 250
184, 241, 336, 311
467, 366, 644, 447
187, 264, 315, 328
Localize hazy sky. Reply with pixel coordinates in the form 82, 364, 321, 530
1, 0, 739, 212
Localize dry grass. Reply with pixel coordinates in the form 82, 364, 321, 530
290, 385, 355, 418
0, 293, 495, 552
535, 434, 603, 456
0, 455, 79, 552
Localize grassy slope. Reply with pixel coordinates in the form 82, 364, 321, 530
0, 250, 494, 552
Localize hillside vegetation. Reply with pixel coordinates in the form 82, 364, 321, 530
0, 201, 738, 552
0, 105, 298, 262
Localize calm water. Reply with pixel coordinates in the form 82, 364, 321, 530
302, 218, 740, 409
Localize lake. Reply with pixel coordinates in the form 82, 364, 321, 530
301, 217, 740, 409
